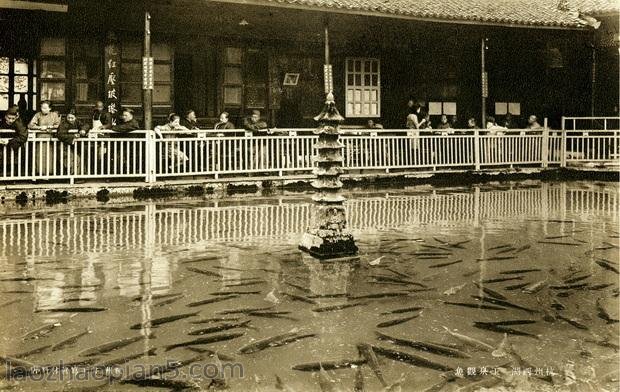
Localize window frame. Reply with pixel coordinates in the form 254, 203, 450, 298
344, 57, 381, 118
39, 37, 67, 107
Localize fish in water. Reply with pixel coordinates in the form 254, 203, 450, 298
587, 283, 614, 291
130, 311, 199, 329
164, 332, 245, 352
564, 274, 592, 284
79, 333, 154, 356
217, 306, 275, 315
376, 332, 470, 359
370, 345, 454, 372
292, 359, 367, 371
94, 348, 157, 370
210, 291, 262, 296
284, 281, 311, 293
381, 306, 424, 315
153, 295, 185, 307
239, 330, 315, 354
282, 292, 318, 304
495, 247, 516, 255
377, 314, 421, 328
477, 319, 537, 326
350, 292, 410, 300
500, 269, 541, 275
132, 292, 183, 302
190, 317, 241, 324
472, 282, 507, 300
223, 280, 267, 287
188, 320, 251, 336
442, 301, 506, 311
595, 260, 619, 274
429, 259, 464, 268
537, 241, 582, 246
186, 267, 222, 278
12, 344, 52, 359
441, 326, 494, 351
51, 329, 91, 351
186, 294, 239, 308
481, 276, 524, 284
514, 244, 532, 253
473, 322, 540, 339
504, 282, 530, 291
312, 302, 368, 313
522, 279, 548, 294
596, 298, 619, 324
184, 347, 236, 362
549, 283, 589, 290
357, 343, 388, 387
22, 322, 62, 340
472, 295, 537, 313
556, 314, 589, 330
37, 306, 107, 313
488, 244, 512, 251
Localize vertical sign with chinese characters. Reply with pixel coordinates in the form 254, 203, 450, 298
104, 41, 120, 124
481, 71, 488, 98
142, 57, 154, 90
323, 64, 333, 94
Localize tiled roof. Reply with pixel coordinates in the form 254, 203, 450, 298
240, 0, 591, 28
568, 0, 620, 15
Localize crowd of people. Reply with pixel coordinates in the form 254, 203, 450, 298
0, 97, 549, 173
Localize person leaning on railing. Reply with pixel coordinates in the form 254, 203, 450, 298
154, 113, 190, 170
244, 110, 270, 171
56, 108, 90, 175
28, 100, 61, 176
0, 107, 29, 175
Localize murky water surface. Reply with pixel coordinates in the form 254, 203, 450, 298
0, 181, 618, 391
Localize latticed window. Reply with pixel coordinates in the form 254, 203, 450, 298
345, 58, 380, 118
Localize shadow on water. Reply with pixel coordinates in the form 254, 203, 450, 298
0, 180, 618, 391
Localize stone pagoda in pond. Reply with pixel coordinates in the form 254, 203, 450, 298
299, 93, 358, 259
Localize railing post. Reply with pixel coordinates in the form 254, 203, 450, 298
541, 119, 549, 168
146, 130, 156, 183
474, 128, 480, 171
560, 129, 567, 168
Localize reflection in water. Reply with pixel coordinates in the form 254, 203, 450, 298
0, 181, 618, 391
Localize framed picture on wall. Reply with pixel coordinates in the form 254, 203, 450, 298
283, 73, 300, 86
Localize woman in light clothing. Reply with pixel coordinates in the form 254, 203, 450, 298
155, 113, 190, 171
28, 100, 61, 176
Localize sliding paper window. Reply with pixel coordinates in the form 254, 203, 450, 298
345, 58, 380, 118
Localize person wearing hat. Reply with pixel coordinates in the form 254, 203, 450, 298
56, 108, 90, 175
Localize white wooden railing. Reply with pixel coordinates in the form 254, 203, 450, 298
1, 121, 619, 185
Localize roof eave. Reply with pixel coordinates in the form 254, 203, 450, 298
209, 0, 589, 31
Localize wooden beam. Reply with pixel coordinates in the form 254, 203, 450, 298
0, 0, 68, 12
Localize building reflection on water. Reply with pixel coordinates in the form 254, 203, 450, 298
0, 182, 617, 312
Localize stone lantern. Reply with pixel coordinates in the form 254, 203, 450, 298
299, 93, 358, 259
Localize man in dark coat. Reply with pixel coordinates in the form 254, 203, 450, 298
0, 107, 29, 176
56, 108, 90, 174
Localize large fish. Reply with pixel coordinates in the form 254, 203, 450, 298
473, 322, 540, 339
38, 306, 107, 313
186, 294, 239, 308
188, 320, 251, 335
595, 260, 619, 274
596, 298, 619, 324
376, 332, 470, 358
471, 295, 537, 313
51, 329, 91, 351
186, 267, 222, 278
377, 314, 421, 328
94, 348, 157, 370
442, 301, 506, 311
164, 332, 245, 352
239, 330, 315, 354
370, 345, 454, 372
22, 322, 62, 340
381, 306, 424, 315
292, 359, 366, 371
129, 311, 199, 329
79, 333, 154, 356
312, 302, 368, 313
472, 282, 507, 300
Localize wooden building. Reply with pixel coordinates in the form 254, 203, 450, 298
0, 0, 617, 129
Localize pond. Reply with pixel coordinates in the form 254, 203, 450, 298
0, 181, 618, 391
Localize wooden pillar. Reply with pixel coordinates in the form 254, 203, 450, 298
143, 12, 153, 130
481, 37, 487, 128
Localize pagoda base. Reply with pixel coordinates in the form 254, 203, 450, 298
299, 231, 358, 260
